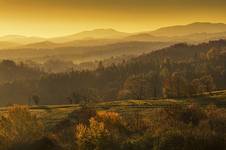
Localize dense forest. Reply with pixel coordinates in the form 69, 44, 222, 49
0, 39, 226, 105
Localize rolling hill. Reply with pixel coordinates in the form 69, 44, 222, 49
0, 35, 45, 44
134, 39, 226, 62
0, 41, 21, 49
0, 41, 173, 62
20, 41, 63, 49
149, 22, 226, 37
1, 90, 226, 124
1, 22, 226, 50
50, 28, 130, 43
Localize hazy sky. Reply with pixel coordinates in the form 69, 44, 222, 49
0, 0, 226, 37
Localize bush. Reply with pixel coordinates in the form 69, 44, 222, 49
75, 112, 123, 150
75, 118, 113, 150
0, 105, 44, 150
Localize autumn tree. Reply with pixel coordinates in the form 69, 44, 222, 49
71, 88, 99, 104
0, 105, 44, 150
189, 79, 205, 96
163, 72, 189, 98
118, 74, 151, 100
206, 48, 220, 61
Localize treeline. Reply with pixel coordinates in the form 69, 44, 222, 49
0, 60, 43, 84
24, 55, 133, 73
0, 40, 226, 105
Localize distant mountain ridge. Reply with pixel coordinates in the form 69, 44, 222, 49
0, 41, 21, 49
0, 35, 45, 44
50, 28, 130, 43
149, 22, 226, 36
125, 31, 226, 43
21, 41, 61, 49
0, 41, 172, 62
0, 22, 226, 49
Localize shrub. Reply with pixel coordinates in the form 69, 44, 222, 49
75, 112, 123, 150
95, 111, 123, 130
75, 118, 112, 150
0, 105, 44, 150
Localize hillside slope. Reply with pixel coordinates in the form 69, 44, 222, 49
0, 41, 172, 62
150, 22, 226, 36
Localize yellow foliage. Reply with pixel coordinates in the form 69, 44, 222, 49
75, 123, 88, 142
89, 117, 108, 138
75, 117, 111, 149
96, 111, 120, 124
0, 105, 44, 150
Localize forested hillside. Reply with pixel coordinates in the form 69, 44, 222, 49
0, 40, 226, 105
0, 60, 43, 84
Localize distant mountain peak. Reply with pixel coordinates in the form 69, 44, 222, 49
89, 28, 117, 32
150, 22, 226, 37
50, 28, 130, 43
189, 22, 226, 25
74, 28, 127, 35
21, 41, 60, 49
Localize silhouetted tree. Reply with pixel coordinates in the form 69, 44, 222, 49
31, 95, 40, 105
200, 75, 216, 93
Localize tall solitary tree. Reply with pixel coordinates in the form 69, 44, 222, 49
31, 95, 40, 105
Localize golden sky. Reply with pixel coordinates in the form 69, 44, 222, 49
0, 0, 226, 37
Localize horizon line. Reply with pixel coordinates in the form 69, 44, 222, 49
0, 21, 225, 38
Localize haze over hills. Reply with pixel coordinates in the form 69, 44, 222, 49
1, 39, 226, 105
51, 22, 226, 42
0, 35, 45, 45
21, 41, 62, 49
123, 22, 226, 43
0, 41, 172, 63
0, 29, 130, 48
149, 22, 226, 37
125, 33, 167, 42
0, 41, 21, 49
50, 28, 130, 43
126, 31, 226, 43
0, 22, 226, 50
0, 22, 226, 44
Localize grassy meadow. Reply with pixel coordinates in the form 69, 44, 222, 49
0, 90, 226, 150
1, 90, 225, 130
